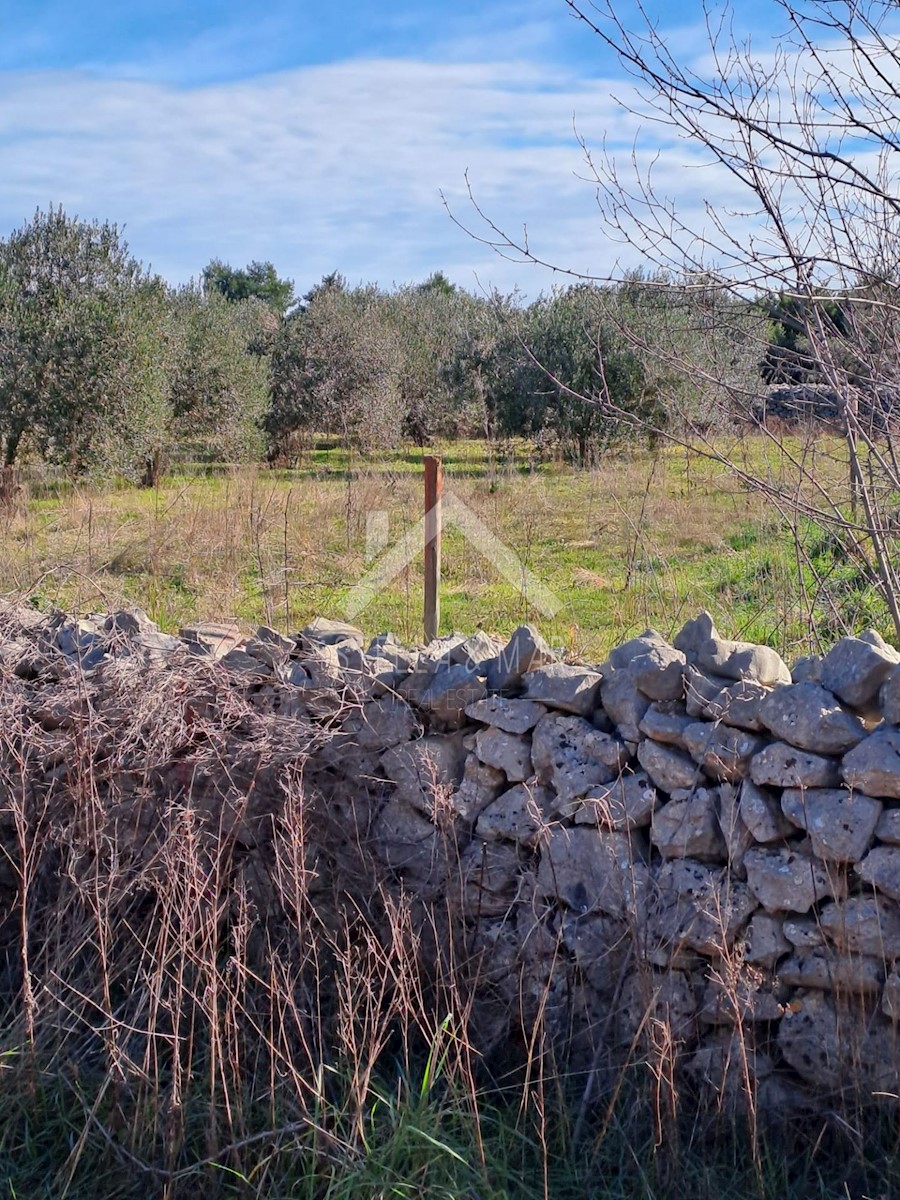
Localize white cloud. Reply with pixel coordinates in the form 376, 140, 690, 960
0, 52, 764, 296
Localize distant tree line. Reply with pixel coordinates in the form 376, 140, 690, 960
0, 205, 828, 482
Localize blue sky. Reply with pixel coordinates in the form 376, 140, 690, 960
0, 0, 780, 297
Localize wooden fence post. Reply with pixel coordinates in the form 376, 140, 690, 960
424, 456, 442, 643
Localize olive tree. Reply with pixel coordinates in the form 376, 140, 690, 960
0, 207, 173, 479
268, 279, 404, 459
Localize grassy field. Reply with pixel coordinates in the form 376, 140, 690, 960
0, 435, 889, 660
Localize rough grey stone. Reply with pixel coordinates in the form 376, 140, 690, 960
874, 807, 900, 845
475, 782, 555, 846
531, 714, 624, 805
749, 741, 841, 789
880, 665, 900, 725
371, 800, 443, 887
418, 663, 487, 725
474, 728, 533, 782
684, 664, 731, 719
778, 948, 884, 995
628, 644, 687, 702
484, 624, 555, 690
882, 968, 900, 1021
819, 895, 900, 958
522, 663, 603, 716
792, 655, 823, 684
607, 628, 669, 670
744, 846, 846, 913
842, 728, 900, 799
682, 722, 766, 783
536, 827, 649, 918
301, 617, 365, 647
599, 668, 651, 743
699, 973, 787, 1024
639, 703, 693, 748
180, 620, 243, 659
457, 840, 522, 916
780, 787, 882, 863
647, 859, 756, 961
742, 913, 790, 968
857, 845, 900, 901
739, 780, 795, 843
573, 772, 657, 830
464, 696, 547, 734
717, 783, 754, 871
366, 632, 416, 671
783, 917, 826, 948
758, 682, 866, 754
637, 739, 701, 793
673, 611, 717, 658
381, 735, 466, 815
448, 630, 505, 669
779, 991, 899, 1093
820, 634, 900, 709
452, 754, 506, 820
697, 636, 791, 686
343, 696, 421, 751
703, 679, 772, 731
618, 970, 697, 1046
651, 788, 727, 861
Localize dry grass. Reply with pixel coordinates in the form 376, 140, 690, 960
1, 436, 887, 662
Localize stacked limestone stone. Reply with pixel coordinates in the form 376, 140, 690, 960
3, 601, 900, 1108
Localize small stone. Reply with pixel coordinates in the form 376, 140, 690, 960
475, 782, 555, 846
531, 714, 622, 805
617, 970, 697, 1046
819, 895, 900, 958
880, 666, 900, 725
704, 679, 772, 731
366, 632, 416, 671
692, 625, 791, 686
419, 663, 487, 725
343, 696, 421, 751
371, 800, 442, 887
457, 840, 522, 916
301, 617, 365, 647
875, 808, 900, 845
783, 917, 825, 948
682, 722, 766, 783
637, 739, 701, 793
573, 772, 657, 830
381, 735, 466, 815
599, 668, 651, 742
536, 827, 649, 918
739, 780, 795, 843
684, 665, 731, 719
779, 990, 899, 1093
474, 728, 533, 782
651, 788, 727, 861
673, 611, 717, 658
759, 682, 866, 754
882, 969, 900, 1021
180, 620, 243, 658
744, 846, 846, 913
780, 787, 882, 863
820, 634, 900, 709
639, 703, 693, 748
627, 643, 687, 702
857, 845, 900, 901
749, 742, 841, 789
699, 974, 787, 1025
647, 859, 756, 960
522, 663, 603, 716
778, 948, 883, 995
448, 630, 505, 669
464, 696, 547, 734
792, 655, 823, 684
742, 913, 790, 968
843, 728, 900, 799
484, 625, 555, 690
607, 629, 669, 670
452, 754, 506, 820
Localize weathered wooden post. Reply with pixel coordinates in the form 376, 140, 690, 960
424, 455, 442, 643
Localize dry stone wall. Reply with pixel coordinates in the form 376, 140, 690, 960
3, 602, 900, 1109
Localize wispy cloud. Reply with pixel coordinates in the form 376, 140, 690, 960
0, 45, 750, 296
